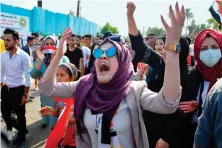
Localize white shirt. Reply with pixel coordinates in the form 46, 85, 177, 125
81, 46, 91, 68
1, 48, 31, 87
84, 99, 136, 148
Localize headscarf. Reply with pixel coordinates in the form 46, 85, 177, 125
42, 35, 59, 67
194, 29, 222, 91
75, 38, 134, 136
179, 36, 189, 71
42, 35, 59, 48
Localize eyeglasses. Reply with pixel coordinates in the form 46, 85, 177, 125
93, 47, 117, 59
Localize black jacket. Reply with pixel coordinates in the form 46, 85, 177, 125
129, 33, 203, 148
22, 45, 31, 56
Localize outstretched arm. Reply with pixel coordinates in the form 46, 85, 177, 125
161, 3, 185, 102
39, 28, 78, 98
127, 2, 164, 70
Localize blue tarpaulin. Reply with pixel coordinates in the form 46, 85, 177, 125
1, 3, 101, 36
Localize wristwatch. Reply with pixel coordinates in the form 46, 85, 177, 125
165, 43, 181, 53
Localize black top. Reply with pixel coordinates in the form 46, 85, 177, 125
65, 47, 83, 69
129, 32, 203, 147
129, 33, 165, 92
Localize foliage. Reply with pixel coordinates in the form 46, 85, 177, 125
185, 8, 194, 35
68, 10, 75, 16
146, 27, 165, 37
100, 23, 119, 35
187, 20, 208, 38
207, 18, 221, 30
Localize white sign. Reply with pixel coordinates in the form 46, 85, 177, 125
0, 12, 31, 46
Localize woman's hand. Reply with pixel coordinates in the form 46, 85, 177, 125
39, 106, 55, 116
36, 46, 44, 62
137, 63, 148, 77
179, 101, 198, 113
161, 2, 185, 102
57, 28, 72, 57
156, 138, 169, 148
161, 2, 185, 45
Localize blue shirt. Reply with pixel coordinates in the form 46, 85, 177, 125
195, 78, 222, 148
30, 56, 70, 79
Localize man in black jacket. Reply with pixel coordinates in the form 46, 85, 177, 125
22, 36, 35, 56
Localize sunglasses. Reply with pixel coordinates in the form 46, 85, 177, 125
93, 47, 117, 59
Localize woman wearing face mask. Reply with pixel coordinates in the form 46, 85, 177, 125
30, 36, 70, 129
38, 2, 184, 147
191, 30, 222, 147
39, 63, 78, 148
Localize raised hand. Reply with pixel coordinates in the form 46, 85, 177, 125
161, 2, 185, 45
57, 28, 72, 57
36, 46, 44, 61
127, 2, 136, 18
137, 63, 148, 77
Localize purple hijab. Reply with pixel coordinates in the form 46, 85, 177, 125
75, 38, 134, 122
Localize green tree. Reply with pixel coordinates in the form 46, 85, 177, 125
146, 27, 165, 36
207, 18, 221, 30
69, 10, 75, 16
185, 8, 194, 35
100, 23, 119, 35
187, 20, 208, 38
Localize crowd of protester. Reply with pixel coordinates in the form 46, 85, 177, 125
1, 2, 222, 148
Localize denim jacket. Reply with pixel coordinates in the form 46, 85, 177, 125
195, 78, 222, 148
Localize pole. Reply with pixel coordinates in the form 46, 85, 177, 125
37, 0, 42, 8
77, 0, 81, 17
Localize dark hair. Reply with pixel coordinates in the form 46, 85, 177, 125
147, 33, 156, 38
27, 36, 36, 42
154, 36, 166, 47
40, 38, 44, 42
96, 35, 102, 40
59, 63, 78, 78
82, 34, 92, 39
3, 28, 19, 40
185, 36, 191, 45
153, 36, 166, 52
76, 35, 81, 40
71, 34, 76, 38
31, 33, 39, 38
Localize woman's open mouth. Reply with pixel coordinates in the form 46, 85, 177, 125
99, 62, 110, 73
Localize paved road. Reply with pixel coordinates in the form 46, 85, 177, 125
1, 81, 51, 148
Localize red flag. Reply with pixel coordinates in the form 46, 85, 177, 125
45, 98, 74, 148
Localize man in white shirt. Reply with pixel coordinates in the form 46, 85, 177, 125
1, 28, 31, 148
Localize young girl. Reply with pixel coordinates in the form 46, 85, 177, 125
39, 63, 78, 148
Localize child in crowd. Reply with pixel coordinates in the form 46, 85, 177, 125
39, 63, 78, 148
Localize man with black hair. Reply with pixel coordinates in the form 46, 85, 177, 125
82, 34, 92, 48
1, 28, 31, 148
65, 34, 85, 77
145, 33, 156, 49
